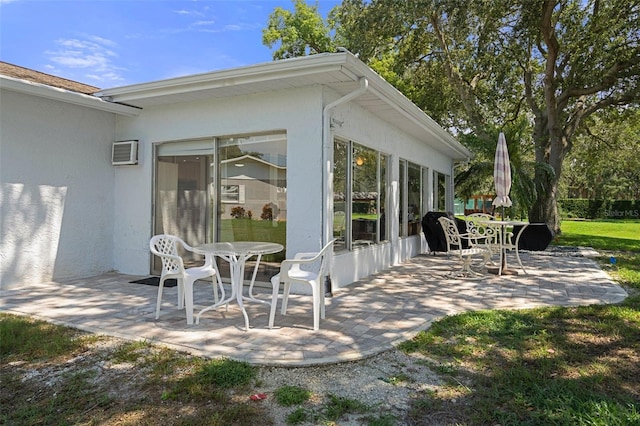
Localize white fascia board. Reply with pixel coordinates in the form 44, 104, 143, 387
350, 59, 473, 160
94, 51, 471, 159
0, 75, 140, 117
96, 53, 354, 103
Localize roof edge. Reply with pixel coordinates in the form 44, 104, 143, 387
96, 52, 352, 101
94, 52, 471, 159
1, 75, 140, 117
340, 55, 472, 160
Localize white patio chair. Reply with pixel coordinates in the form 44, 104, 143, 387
149, 234, 224, 325
268, 239, 335, 331
438, 217, 491, 277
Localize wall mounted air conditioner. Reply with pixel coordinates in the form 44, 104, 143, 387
112, 140, 138, 165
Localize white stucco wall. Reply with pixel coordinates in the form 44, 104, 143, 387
0, 89, 116, 289
110, 83, 457, 289
327, 92, 451, 288
111, 86, 326, 276
0, 79, 458, 291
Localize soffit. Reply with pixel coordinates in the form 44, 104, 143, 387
96, 53, 471, 159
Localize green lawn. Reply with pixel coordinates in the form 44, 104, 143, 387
2, 219, 639, 425
219, 218, 286, 262
555, 219, 640, 252
401, 219, 640, 424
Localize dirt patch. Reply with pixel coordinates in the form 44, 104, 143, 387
2, 334, 442, 425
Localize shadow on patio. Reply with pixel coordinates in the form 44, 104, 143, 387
0, 249, 627, 366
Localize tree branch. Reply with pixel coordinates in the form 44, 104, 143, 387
558, 54, 640, 104
430, 13, 491, 142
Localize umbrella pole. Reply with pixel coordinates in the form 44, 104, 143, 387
488, 205, 518, 276
501, 205, 518, 275
501, 206, 505, 269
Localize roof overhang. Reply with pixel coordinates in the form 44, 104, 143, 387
96, 52, 472, 160
1, 75, 140, 117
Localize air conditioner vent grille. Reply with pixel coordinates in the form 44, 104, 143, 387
112, 141, 138, 165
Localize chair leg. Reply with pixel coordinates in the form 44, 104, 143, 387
312, 284, 320, 331
210, 276, 219, 304
482, 250, 491, 266
177, 279, 185, 309
269, 276, 280, 329
155, 277, 166, 320
514, 249, 527, 274
183, 277, 195, 325
281, 282, 291, 314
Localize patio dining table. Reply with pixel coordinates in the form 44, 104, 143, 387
479, 220, 529, 275
193, 241, 284, 330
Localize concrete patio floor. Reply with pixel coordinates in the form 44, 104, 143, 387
1, 248, 627, 366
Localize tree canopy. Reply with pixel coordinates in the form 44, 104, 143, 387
263, 0, 640, 232
563, 107, 640, 200
262, 0, 335, 59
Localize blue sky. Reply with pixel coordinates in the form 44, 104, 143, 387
0, 0, 341, 88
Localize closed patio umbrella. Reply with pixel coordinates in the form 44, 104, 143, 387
490, 132, 516, 275
492, 132, 512, 213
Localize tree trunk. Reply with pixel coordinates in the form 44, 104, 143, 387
530, 177, 560, 235
529, 111, 563, 235
529, 1, 565, 236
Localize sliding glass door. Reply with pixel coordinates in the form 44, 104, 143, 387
153, 133, 286, 279
155, 139, 215, 267
217, 134, 287, 258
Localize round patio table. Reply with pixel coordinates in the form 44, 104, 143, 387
478, 220, 529, 275
193, 242, 283, 330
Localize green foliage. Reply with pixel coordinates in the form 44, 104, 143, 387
230, 206, 246, 219
285, 407, 309, 424
261, 203, 276, 220
110, 339, 153, 363
1, 315, 268, 425
455, 119, 551, 218
324, 393, 369, 421
400, 300, 640, 425
262, 1, 640, 229
400, 218, 640, 424
198, 358, 257, 389
556, 220, 640, 289
559, 199, 640, 220
365, 414, 398, 426
556, 216, 640, 253
563, 108, 640, 200
275, 385, 311, 406
555, 219, 640, 289
0, 314, 88, 362
608, 251, 640, 288
262, 0, 335, 59
162, 358, 256, 404
328, 0, 640, 229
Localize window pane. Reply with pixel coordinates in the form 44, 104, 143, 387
154, 151, 214, 273
433, 171, 447, 211
352, 144, 378, 246
408, 162, 421, 236
218, 133, 286, 265
399, 160, 406, 236
333, 140, 348, 251
333, 140, 387, 249
379, 153, 388, 241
